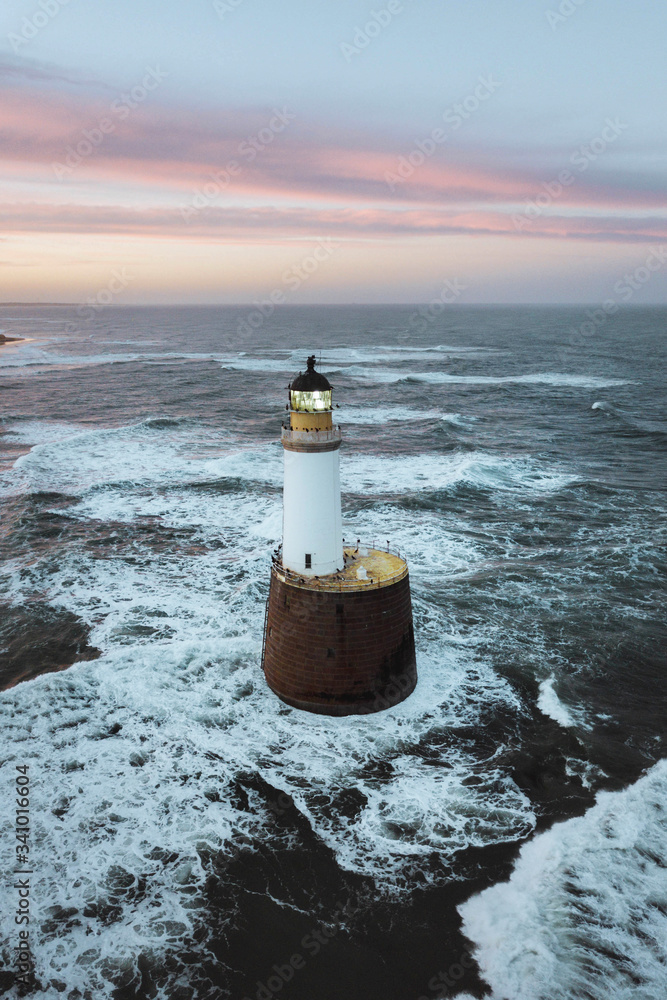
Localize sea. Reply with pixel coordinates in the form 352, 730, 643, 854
0, 304, 665, 1000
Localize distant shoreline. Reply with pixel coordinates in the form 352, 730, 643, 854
0, 334, 24, 344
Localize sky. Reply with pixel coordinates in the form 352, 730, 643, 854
1, 0, 666, 304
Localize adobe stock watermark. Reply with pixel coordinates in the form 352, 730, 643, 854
366, 664, 417, 712
64, 267, 135, 333
340, 0, 413, 63
8, 0, 74, 54
180, 107, 295, 222
567, 246, 667, 347
242, 897, 362, 1000
52, 67, 168, 180
213, 0, 246, 18
265, 788, 293, 820
417, 950, 476, 1000
14, 764, 33, 991
236, 238, 340, 339
399, 278, 468, 342
546, 0, 590, 30
513, 117, 628, 230
385, 75, 501, 191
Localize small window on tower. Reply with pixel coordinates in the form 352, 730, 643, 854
305, 553, 312, 569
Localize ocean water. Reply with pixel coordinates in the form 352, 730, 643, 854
0, 305, 665, 1000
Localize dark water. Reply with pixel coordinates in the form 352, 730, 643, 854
0, 305, 665, 1000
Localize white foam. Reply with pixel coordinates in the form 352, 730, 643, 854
343, 451, 576, 497
12, 421, 279, 495
440, 412, 478, 429
3, 340, 620, 397
95, 339, 161, 346
1, 347, 230, 371
565, 757, 605, 791
345, 368, 633, 389
216, 345, 500, 378
343, 407, 476, 427
0, 639, 274, 997
343, 406, 442, 424
537, 677, 576, 728
0, 342, 60, 369
219, 356, 302, 374
2, 420, 94, 447
342, 504, 484, 582
457, 760, 667, 1000
7, 418, 574, 505
304, 346, 496, 364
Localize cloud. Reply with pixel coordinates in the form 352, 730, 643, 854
1, 56, 666, 247
1, 64, 665, 208
1, 202, 665, 244
0, 52, 115, 91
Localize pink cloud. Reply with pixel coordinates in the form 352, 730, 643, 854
0, 75, 663, 209
1, 202, 665, 244
1, 57, 665, 244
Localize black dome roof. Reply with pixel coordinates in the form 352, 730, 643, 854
289, 355, 332, 391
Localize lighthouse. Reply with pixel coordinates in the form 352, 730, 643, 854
261, 355, 417, 715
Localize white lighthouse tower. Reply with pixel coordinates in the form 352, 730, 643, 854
282, 355, 343, 577
262, 355, 417, 716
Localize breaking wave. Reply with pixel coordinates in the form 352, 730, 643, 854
457, 760, 667, 1000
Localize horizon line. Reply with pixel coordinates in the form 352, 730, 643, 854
3, 301, 667, 309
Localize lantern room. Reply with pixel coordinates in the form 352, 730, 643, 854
288, 355, 333, 431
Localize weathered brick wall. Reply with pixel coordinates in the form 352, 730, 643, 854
262, 571, 417, 715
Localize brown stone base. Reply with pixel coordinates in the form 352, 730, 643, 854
261, 568, 417, 716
